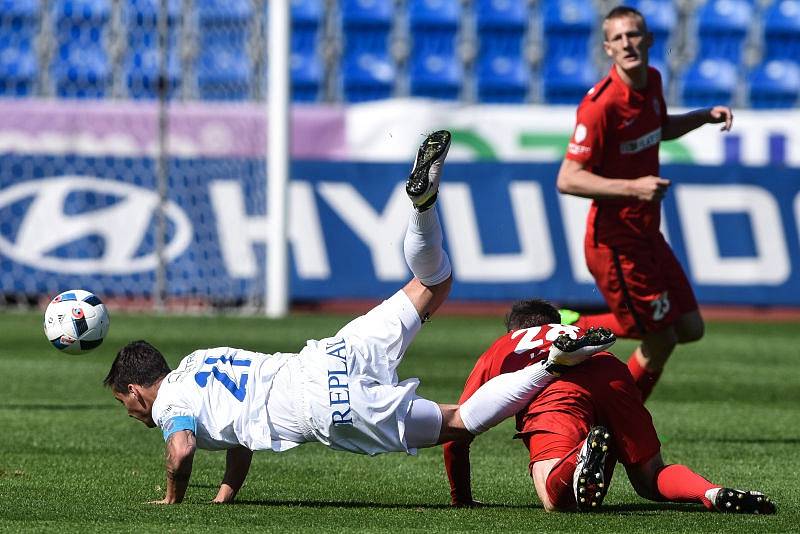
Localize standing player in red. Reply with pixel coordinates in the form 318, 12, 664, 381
556, 6, 734, 400
443, 299, 776, 514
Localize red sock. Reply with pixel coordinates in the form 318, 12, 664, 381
655, 464, 720, 509
544, 442, 619, 510
576, 312, 627, 337
544, 443, 582, 510
627, 352, 662, 401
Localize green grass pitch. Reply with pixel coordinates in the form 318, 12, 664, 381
1, 310, 797, 532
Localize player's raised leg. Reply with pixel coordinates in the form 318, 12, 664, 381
402, 130, 453, 321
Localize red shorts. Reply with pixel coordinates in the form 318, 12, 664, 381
519, 353, 660, 466
584, 232, 698, 338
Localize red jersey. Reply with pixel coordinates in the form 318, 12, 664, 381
566, 65, 668, 243
444, 324, 597, 504
443, 325, 658, 505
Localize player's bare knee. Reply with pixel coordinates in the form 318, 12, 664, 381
542, 501, 560, 512
677, 319, 704, 343
531, 460, 563, 512
641, 329, 677, 366
675, 311, 704, 344
626, 454, 663, 501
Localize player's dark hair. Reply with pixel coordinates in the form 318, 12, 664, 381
103, 340, 171, 393
603, 6, 648, 39
505, 299, 561, 331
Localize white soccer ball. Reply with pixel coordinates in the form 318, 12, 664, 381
44, 289, 110, 354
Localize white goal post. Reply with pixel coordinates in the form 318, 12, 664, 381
266, 0, 290, 318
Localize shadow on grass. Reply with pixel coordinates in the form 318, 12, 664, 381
224, 498, 716, 514
232, 499, 528, 510
0, 403, 111, 411
674, 437, 800, 445
600, 503, 706, 514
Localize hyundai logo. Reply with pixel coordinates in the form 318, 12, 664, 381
0, 176, 192, 274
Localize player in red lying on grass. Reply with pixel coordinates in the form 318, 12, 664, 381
443, 299, 776, 515
556, 6, 735, 401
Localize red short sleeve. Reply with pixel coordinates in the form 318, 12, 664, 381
565, 100, 606, 169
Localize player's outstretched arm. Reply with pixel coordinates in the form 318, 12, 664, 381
443, 439, 480, 507
212, 446, 254, 504
150, 429, 196, 504
663, 106, 734, 140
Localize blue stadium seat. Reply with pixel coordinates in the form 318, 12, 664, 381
542, 56, 597, 104
197, 47, 251, 100
629, 0, 677, 63
197, 0, 250, 26
0, 0, 39, 96
409, 0, 460, 29
292, 0, 323, 53
477, 53, 528, 103
763, 0, 800, 61
680, 58, 737, 107
55, 0, 110, 21
53, 0, 112, 98
342, 52, 396, 102
196, 0, 251, 100
289, 0, 324, 101
292, 47, 323, 102
341, 0, 395, 101
127, 0, 181, 25
410, 52, 463, 100
474, 0, 528, 102
53, 45, 110, 98
749, 59, 800, 108
0, 41, 38, 96
541, 0, 595, 61
124, 0, 182, 99
126, 46, 182, 100
291, 0, 324, 101
408, 0, 462, 100
292, 0, 323, 26
696, 0, 752, 64
476, 0, 527, 32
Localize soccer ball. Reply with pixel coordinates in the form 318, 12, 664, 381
44, 289, 110, 354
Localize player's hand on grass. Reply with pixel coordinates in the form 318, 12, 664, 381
631, 175, 670, 202
147, 498, 175, 505
707, 105, 733, 132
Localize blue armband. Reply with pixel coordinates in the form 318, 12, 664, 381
162, 415, 196, 441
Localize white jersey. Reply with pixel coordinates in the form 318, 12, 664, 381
151, 347, 302, 452
151, 290, 426, 457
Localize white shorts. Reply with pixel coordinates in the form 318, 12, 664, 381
289, 290, 425, 455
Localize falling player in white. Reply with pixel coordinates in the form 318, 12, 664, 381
104, 130, 615, 504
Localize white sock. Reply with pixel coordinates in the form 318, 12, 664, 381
459, 362, 556, 435
705, 487, 722, 505
403, 206, 451, 286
